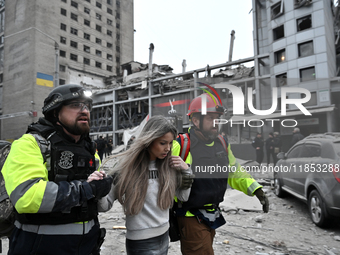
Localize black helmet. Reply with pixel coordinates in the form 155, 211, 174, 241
42, 84, 92, 118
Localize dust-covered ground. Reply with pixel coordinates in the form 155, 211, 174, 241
1, 162, 340, 255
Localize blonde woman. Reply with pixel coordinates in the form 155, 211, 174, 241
92, 115, 192, 255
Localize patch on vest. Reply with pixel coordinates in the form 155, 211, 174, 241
58, 151, 74, 169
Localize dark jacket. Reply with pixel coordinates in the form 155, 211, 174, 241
265, 137, 274, 151
252, 137, 264, 150
291, 132, 304, 147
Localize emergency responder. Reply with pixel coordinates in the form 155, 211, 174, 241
2, 84, 113, 255
172, 93, 269, 255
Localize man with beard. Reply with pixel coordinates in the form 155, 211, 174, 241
2, 84, 113, 255
172, 93, 269, 255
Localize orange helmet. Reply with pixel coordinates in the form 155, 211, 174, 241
187, 93, 225, 117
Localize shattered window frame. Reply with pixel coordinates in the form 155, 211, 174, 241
60, 50, 66, 58
271, 1, 284, 20
274, 49, 286, 64
299, 66, 316, 82
297, 15, 312, 32
298, 40, 314, 58
294, 0, 313, 9
107, 65, 113, 72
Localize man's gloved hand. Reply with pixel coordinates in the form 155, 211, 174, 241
89, 176, 113, 200
180, 173, 195, 189
254, 188, 269, 213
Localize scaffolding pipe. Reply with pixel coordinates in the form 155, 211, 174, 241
228, 30, 236, 62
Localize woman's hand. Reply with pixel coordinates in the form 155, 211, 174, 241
87, 170, 107, 182
169, 156, 189, 171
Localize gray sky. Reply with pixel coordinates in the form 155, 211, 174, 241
134, 1, 254, 74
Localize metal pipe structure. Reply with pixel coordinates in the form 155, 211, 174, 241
228, 30, 236, 62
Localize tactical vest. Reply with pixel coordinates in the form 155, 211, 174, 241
17, 118, 99, 225
182, 131, 229, 211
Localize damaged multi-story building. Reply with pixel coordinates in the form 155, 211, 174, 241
90, 0, 340, 152
0, 0, 134, 139
1, 0, 340, 153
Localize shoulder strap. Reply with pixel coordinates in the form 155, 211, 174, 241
176, 133, 190, 162
29, 131, 54, 163
177, 133, 228, 161
217, 134, 228, 155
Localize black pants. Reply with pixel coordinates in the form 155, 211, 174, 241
8, 223, 101, 255
256, 150, 264, 165
266, 149, 275, 165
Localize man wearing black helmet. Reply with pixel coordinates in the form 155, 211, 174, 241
2, 84, 113, 255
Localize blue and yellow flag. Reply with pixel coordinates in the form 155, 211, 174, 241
36, 72, 53, 87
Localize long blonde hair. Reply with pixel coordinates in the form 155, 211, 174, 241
112, 115, 180, 215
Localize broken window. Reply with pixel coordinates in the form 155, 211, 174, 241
96, 50, 102, 57
107, 65, 113, 72
276, 73, 287, 87
298, 40, 313, 57
96, 2, 102, 8
107, 42, 112, 48
297, 15, 312, 32
96, 25, 102, 32
300, 66, 315, 82
274, 49, 286, 64
60, 65, 66, 72
107, 8, 113, 15
60, 50, 66, 57
273, 25, 284, 41
295, 0, 312, 9
271, 1, 284, 19
96, 38, 102, 44
107, 54, 113, 60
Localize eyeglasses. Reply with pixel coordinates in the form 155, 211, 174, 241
64, 101, 92, 112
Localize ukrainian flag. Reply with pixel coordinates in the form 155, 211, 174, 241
36, 72, 53, 87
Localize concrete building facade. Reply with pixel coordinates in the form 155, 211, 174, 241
0, 0, 134, 140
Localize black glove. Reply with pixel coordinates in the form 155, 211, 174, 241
88, 176, 113, 200
254, 188, 269, 213
180, 173, 195, 189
